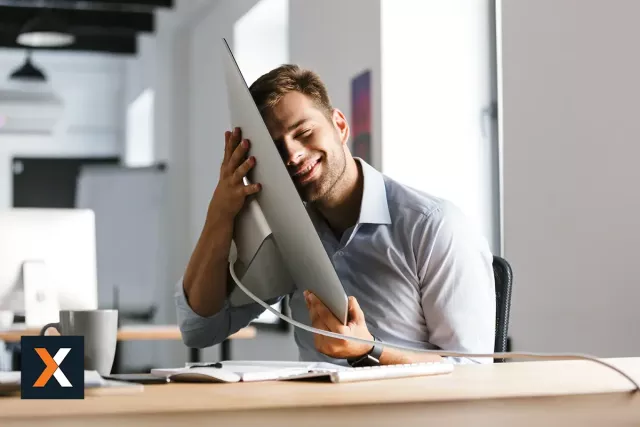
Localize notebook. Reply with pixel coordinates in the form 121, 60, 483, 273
151, 360, 343, 383
150, 360, 455, 384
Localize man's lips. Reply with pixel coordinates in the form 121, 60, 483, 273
291, 158, 320, 177
291, 158, 321, 184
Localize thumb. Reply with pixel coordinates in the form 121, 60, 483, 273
348, 296, 365, 325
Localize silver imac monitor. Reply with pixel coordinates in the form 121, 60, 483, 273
0, 208, 98, 325
221, 38, 349, 325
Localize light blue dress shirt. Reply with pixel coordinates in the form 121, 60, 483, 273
176, 159, 496, 365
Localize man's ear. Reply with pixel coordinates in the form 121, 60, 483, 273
332, 108, 350, 146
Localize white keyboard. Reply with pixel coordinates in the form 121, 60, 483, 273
280, 362, 454, 384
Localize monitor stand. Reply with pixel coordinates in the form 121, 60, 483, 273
228, 197, 296, 307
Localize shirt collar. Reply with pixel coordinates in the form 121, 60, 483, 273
354, 157, 392, 226
306, 158, 392, 230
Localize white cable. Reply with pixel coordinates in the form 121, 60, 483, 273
229, 262, 640, 391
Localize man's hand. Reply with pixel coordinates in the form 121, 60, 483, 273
210, 127, 262, 222
304, 290, 374, 359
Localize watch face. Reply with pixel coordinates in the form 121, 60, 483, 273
349, 354, 380, 368
348, 337, 382, 367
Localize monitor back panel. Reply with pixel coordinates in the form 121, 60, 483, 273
221, 39, 348, 324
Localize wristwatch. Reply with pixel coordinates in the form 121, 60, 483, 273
347, 336, 383, 367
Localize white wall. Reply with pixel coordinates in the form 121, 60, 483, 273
381, 0, 498, 252
500, 0, 640, 356
234, 0, 289, 85
0, 50, 125, 208
124, 88, 154, 166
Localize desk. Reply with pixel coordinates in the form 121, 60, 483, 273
1, 357, 639, 427
0, 325, 257, 367
0, 325, 256, 343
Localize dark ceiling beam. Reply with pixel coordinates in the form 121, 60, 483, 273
69, 0, 172, 7
0, 33, 137, 55
0, 0, 173, 12
0, 6, 154, 36
81, 0, 173, 7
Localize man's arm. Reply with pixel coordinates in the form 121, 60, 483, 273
176, 275, 280, 349
377, 345, 441, 364
418, 202, 496, 364
182, 128, 260, 317
181, 213, 235, 318
304, 292, 441, 364
177, 127, 265, 347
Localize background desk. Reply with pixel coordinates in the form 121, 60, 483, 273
0, 325, 257, 369
1, 357, 638, 427
0, 325, 256, 343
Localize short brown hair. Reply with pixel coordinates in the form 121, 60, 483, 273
249, 64, 333, 120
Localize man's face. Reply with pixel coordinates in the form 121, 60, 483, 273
265, 91, 349, 203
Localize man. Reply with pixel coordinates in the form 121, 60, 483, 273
176, 64, 495, 366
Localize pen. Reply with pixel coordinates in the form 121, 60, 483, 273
189, 363, 223, 369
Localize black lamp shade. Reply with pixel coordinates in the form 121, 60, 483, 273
9, 53, 47, 82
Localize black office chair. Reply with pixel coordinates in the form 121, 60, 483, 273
492, 255, 513, 362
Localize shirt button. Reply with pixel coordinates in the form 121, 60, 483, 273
336, 251, 344, 256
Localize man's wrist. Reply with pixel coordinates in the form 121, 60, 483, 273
347, 336, 383, 367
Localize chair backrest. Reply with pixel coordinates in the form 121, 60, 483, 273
492, 255, 513, 361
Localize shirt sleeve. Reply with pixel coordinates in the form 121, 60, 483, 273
417, 201, 496, 364
174, 278, 282, 348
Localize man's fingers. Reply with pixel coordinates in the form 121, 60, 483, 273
308, 294, 343, 332
231, 128, 242, 156
229, 139, 250, 170
309, 306, 329, 330
348, 296, 366, 325
233, 156, 255, 183
223, 130, 232, 164
242, 183, 262, 196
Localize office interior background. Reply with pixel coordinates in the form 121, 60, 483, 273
0, 0, 638, 372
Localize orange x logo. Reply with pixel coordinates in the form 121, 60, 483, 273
33, 348, 72, 387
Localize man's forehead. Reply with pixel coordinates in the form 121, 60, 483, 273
265, 93, 318, 137
270, 93, 313, 121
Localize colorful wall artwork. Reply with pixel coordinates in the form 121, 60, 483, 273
350, 70, 372, 164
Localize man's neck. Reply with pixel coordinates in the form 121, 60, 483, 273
313, 157, 363, 238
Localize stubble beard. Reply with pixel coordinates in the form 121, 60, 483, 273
304, 141, 347, 205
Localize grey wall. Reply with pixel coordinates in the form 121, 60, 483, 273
289, 0, 382, 169
500, 0, 640, 356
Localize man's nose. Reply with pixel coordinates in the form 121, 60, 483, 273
283, 139, 305, 165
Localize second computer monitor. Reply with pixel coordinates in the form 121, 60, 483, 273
0, 208, 98, 325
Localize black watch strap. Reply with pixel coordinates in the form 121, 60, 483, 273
347, 336, 383, 367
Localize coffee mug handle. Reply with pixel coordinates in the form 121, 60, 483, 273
40, 322, 61, 336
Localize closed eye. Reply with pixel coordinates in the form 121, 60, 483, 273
295, 129, 312, 139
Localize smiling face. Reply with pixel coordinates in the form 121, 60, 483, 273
265, 91, 350, 203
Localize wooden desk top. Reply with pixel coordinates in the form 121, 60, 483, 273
1, 357, 639, 427
0, 325, 256, 343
